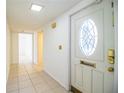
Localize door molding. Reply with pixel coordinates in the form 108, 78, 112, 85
70, 0, 102, 17
113, 0, 118, 93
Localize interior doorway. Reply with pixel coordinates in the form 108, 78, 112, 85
35, 32, 44, 71
19, 33, 33, 64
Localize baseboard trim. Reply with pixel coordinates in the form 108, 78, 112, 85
71, 86, 82, 93
44, 69, 69, 90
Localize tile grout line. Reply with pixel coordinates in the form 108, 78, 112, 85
32, 65, 69, 93
30, 65, 58, 93
40, 69, 72, 93
32, 65, 59, 92
24, 64, 38, 93
17, 64, 29, 92
24, 64, 56, 93
8, 64, 20, 93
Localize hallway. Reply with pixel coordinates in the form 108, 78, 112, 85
7, 64, 70, 93
6, 0, 118, 93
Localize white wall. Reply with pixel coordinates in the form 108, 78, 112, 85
43, 0, 95, 90
6, 23, 11, 81
11, 32, 19, 64
43, 15, 70, 90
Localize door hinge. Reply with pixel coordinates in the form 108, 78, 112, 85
111, 1, 114, 8
111, 1, 114, 27
112, 11, 114, 27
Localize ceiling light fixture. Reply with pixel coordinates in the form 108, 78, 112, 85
31, 4, 43, 12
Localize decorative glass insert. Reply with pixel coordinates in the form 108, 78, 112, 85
79, 19, 98, 56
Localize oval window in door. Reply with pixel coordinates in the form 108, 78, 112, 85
79, 19, 98, 56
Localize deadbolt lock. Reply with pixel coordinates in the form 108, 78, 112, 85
107, 49, 115, 64
108, 67, 114, 72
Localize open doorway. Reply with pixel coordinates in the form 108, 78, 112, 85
19, 33, 33, 64
34, 32, 44, 71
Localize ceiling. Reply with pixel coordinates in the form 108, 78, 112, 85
7, 0, 82, 32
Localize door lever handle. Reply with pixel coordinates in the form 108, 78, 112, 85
80, 60, 96, 68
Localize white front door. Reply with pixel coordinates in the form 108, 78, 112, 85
71, 0, 115, 93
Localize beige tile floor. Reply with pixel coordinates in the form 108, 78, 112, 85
7, 64, 72, 93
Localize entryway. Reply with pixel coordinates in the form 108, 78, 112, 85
19, 33, 33, 64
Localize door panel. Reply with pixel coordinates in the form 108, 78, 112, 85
71, 0, 114, 93
75, 9, 104, 62
82, 67, 92, 93
104, 73, 114, 93
92, 70, 104, 93
74, 64, 83, 90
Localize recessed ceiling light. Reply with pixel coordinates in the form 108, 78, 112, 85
31, 4, 43, 12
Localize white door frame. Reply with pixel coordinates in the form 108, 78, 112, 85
114, 0, 118, 93
33, 32, 38, 64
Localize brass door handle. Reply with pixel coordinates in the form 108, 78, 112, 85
80, 60, 96, 68
108, 67, 114, 72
